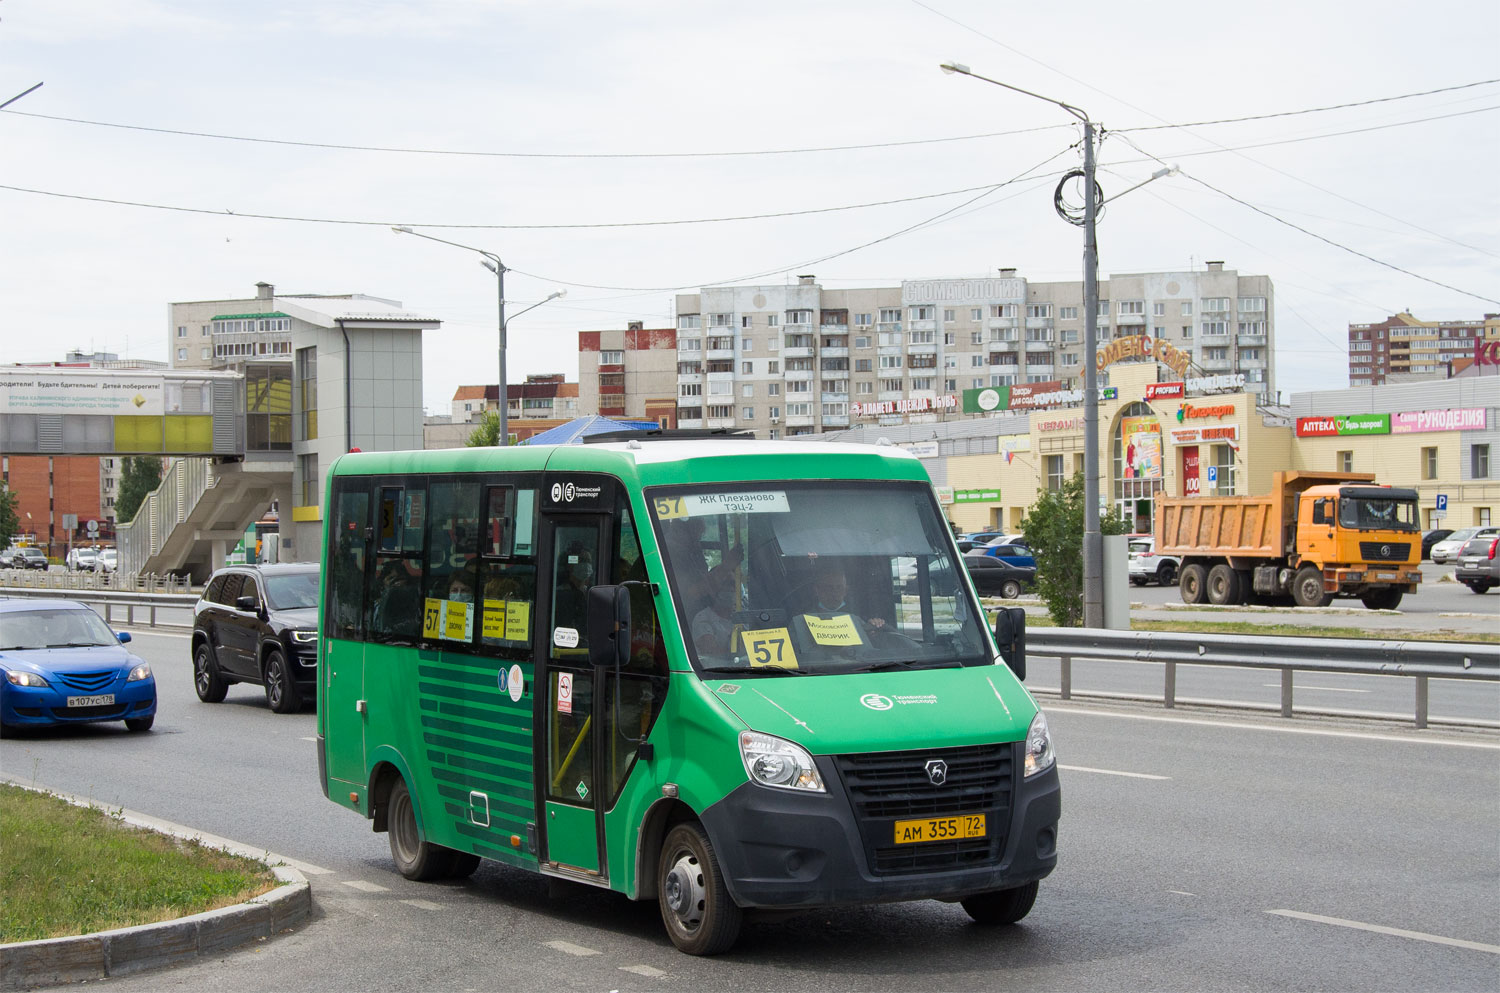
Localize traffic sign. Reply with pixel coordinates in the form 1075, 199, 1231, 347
86, 519, 99, 534
1206, 466, 1218, 487
1436, 494, 1448, 512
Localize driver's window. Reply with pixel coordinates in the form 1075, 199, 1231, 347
1312, 499, 1329, 525
239, 576, 260, 607
550, 525, 598, 660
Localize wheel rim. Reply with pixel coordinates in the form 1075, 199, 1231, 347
267, 656, 284, 708
662, 850, 706, 934
1002, 581, 1020, 599
391, 789, 418, 863
1298, 576, 1320, 603
195, 650, 211, 694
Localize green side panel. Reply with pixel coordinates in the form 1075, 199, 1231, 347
546, 802, 599, 872
113, 415, 163, 452
323, 638, 366, 789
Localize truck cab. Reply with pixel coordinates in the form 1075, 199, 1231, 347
1292, 484, 1421, 608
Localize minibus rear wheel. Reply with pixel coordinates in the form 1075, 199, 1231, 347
387, 777, 458, 881
960, 880, 1038, 925
658, 822, 742, 955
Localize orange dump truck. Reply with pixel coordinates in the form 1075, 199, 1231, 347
1156, 471, 1422, 610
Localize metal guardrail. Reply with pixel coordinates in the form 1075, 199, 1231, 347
0, 570, 194, 594
0, 586, 198, 628
1027, 628, 1499, 729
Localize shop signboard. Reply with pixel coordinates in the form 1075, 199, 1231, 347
1096, 335, 1192, 378
934, 485, 956, 505
1176, 401, 1236, 421
852, 394, 959, 418
1295, 413, 1391, 437
1120, 414, 1163, 479
1169, 425, 1238, 446
1145, 382, 1185, 401
904, 441, 941, 459
1182, 446, 1201, 496
962, 382, 1084, 413
1390, 408, 1487, 434
953, 488, 1001, 504
963, 386, 1009, 414
1186, 373, 1246, 394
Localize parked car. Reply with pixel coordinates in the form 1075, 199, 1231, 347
962, 552, 1035, 599
191, 562, 320, 713
980, 536, 1037, 569
1128, 535, 1180, 586
1431, 527, 1498, 564
955, 530, 1006, 554
65, 547, 99, 572
1454, 534, 1499, 593
5, 547, 49, 570
1420, 528, 1454, 559
0, 599, 156, 734
96, 548, 118, 574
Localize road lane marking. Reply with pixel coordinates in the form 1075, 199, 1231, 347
545, 940, 601, 957
1168, 890, 1196, 897
1059, 764, 1170, 780
1267, 909, 1500, 954
341, 880, 390, 893
301, 736, 317, 742
620, 964, 667, 977
401, 899, 444, 910
1261, 684, 1370, 694
1047, 706, 1500, 750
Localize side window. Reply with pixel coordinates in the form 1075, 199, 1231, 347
376, 486, 423, 556
479, 487, 538, 660
239, 576, 261, 608
219, 574, 244, 606
421, 481, 481, 645
204, 575, 225, 605
326, 483, 369, 640
550, 524, 599, 659
1312, 498, 1329, 525
368, 482, 426, 645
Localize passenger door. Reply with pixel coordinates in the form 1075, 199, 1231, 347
223, 574, 264, 679
324, 485, 370, 789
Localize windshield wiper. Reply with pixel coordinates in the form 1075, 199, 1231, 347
46, 641, 109, 649
859, 659, 926, 672
698, 664, 808, 676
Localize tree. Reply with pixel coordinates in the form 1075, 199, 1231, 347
0, 483, 18, 551
1020, 472, 1129, 627
115, 456, 164, 524
465, 410, 500, 447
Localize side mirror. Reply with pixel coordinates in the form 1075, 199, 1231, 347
117, 631, 132, 644
235, 595, 257, 611
586, 584, 632, 670
994, 605, 1026, 681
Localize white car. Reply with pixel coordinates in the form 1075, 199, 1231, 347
65, 547, 99, 571
1128, 536, 1179, 586
97, 548, 118, 574
1431, 527, 1499, 564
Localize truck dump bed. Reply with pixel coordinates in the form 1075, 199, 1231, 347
1156, 471, 1376, 560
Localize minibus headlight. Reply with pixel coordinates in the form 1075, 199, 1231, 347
1023, 710, 1056, 778
126, 662, 152, 682
738, 731, 825, 793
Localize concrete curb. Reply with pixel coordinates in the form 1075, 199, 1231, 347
0, 786, 313, 991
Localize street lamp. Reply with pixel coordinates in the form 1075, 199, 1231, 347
392, 226, 565, 446
940, 61, 1107, 626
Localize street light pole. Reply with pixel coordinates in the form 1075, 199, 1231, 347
392, 227, 563, 447
940, 62, 1104, 625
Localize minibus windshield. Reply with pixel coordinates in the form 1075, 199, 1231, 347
649, 481, 989, 675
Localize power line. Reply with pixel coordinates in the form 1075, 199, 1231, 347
1115, 78, 1500, 132
0, 107, 1070, 159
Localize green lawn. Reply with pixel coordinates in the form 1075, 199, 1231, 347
0, 784, 277, 943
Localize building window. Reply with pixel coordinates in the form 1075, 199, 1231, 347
1182, 325, 1193, 339
970, 308, 983, 321
1046, 455, 1065, 492
741, 316, 753, 329
854, 313, 872, 327
201, 324, 211, 336
707, 404, 734, 419
1338, 450, 1353, 473
600, 349, 624, 364
943, 309, 956, 322
1201, 321, 1229, 336
856, 382, 874, 395
768, 406, 781, 419
1153, 302, 1166, 316
201, 347, 211, 360
1213, 444, 1236, 496
909, 306, 934, 321
678, 338, 701, 354
1239, 297, 1266, 313
1422, 447, 1438, 479
742, 406, 755, 420
1478, 508, 1491, 526
1474, 444, 1491, 479
679, 383, 701, 397
1118, 301, 1144, 315
766, 360, 779, 374
1202, 298, 1230, 313
741, 361, 753, 375
766, 383, 780, 397
677, 315, 700, 330
1027, 304, 1053, 319
296, 347, 318, 441
1059, 307, 1078, 320
177, 348, 187, 360
299, 453, 319, 507
786, 309, 813, 325
880, 378, 903, 393
741, 384, 754, 398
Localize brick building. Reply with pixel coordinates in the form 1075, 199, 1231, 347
2, 454, 105, 559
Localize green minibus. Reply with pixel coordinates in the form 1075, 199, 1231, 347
317, 437, 1059, 954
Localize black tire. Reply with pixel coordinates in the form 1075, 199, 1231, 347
387, 778, 456, 881
264, 648, 302, 713
448, 851, 482, 879
1206, 564, 1242, 606
1292, 566, 1331, 608
961, 880, 1039, 925
1000, 579, 1022, 600
1129, 576, 1146, 587
1156, 562, 1177, 586
193, 641, 228, 703
1464, 580, 1493, 594
1360, 588, 1404, 610
658, 822, 743, 955
125, 715, 154, 732
1179, 564, 1207, 604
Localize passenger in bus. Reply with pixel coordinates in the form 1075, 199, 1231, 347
690, 566, 739, 658
372, 560, 421, 636
552, 542, 595, 643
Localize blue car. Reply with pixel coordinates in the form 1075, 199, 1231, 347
0, 599, 157, 734
981, 535, 1037, 569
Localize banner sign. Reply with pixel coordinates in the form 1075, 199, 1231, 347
1391, 408, 1487, 433
903, 441, 941, 459
0, 371, 166, 416
953, 488, 1001, 503
1177, 402, 1236, 421
1169, 426, 1239, 446
1187, 373, 1247, 393
1035, 416, 1081, 432
1145, 382, 1185, 401
1096, 335, 1192, 378
1121, 414, 1163, 479
852, 394, 958, 417
1295, 413, 1391, 437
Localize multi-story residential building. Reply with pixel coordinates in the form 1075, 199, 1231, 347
1348, 312, 1500, 386
673, 263, 1275, 436
577, 322, 678, 427
448, 374, 581, 425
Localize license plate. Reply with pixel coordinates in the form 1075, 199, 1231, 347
67, 694, 115, 708
894, 813, 986, 844
1463, 559, 1479, 568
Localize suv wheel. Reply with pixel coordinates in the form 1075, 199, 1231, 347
193, 642, 228, 703
264, 647, 302, 713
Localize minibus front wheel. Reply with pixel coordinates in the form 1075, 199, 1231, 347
658, 822, 743, 955
960, 880, 1038, 925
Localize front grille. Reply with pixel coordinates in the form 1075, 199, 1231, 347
54, 671, 115, 692
834, 743, 1014, 876
52, 704, 128, 719
1360, 542, 1411, 562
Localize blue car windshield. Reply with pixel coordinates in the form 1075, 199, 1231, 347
0, 608, 117, 650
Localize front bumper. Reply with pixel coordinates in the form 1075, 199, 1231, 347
1, 678, 157, 727
700, 751, 1060, 909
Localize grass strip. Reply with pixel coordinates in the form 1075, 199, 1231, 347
0, 784, 277, 943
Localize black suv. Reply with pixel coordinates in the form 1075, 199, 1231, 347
191, 563, 320, 712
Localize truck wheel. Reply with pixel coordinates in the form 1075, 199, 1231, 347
1206, 564, 1242, 606
961, 880, 1039, 925
1360, 588, 1404, 610
1292, 566, 1331, 608
1179, 564, 1207, 604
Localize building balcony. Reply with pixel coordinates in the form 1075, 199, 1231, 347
1236, 333, 1267, 346
821, 391, 849, 402
908, 319, 937, 332
786, 414, 815, 428
1025, 364, 1055, 376
878, 390, 904, 401
821, 415, 850, 428
677, 418, 704, 429
989, 339, 1018, 351
1026, 317, 1055, 329
1115, 313, 1146, 326
706, 348, 735, 360
1237, 357, 1267, 369
988, 317, 1019, 329
820, 346, 848, 359
597, 363, 624, 374
783, 346, 814, 359
819, 322, 849, 332
783, 322, 813, 333
677, 372, 703, 384
877, 346, 904, 358
876, 322, 903, 334
705, 417, 736, 430
784, 369, 815, 381
1199, 358, 1232, 371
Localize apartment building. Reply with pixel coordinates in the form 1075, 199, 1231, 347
672, 263, 1275, 436
449, 374, 581, 425
577, 322, 683, 427
1347, 312, 1500, 385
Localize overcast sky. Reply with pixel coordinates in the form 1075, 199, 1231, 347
3, 0, 1497, 413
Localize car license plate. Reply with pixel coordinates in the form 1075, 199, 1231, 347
67, 694, 115, 708
1462, 558, 1479, 568
893, 813, 986, 844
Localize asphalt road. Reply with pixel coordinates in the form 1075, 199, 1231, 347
4, 628, 1497, 992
